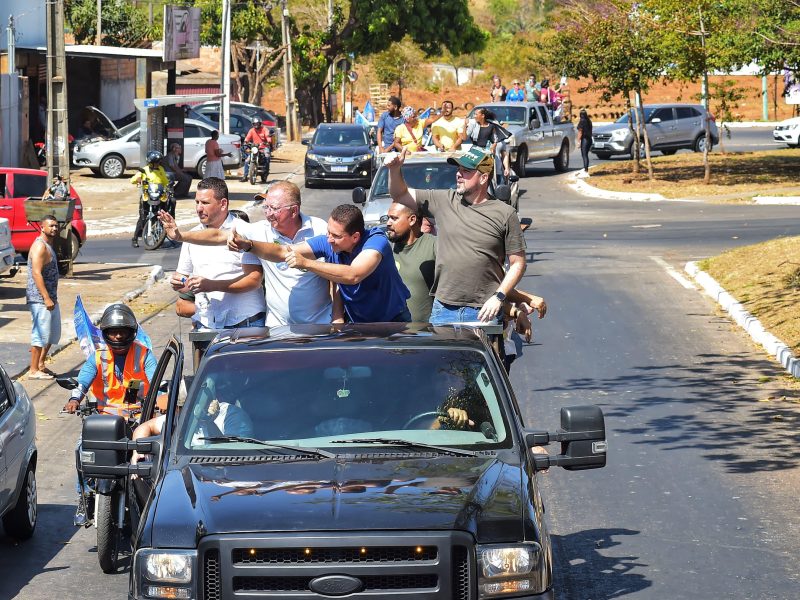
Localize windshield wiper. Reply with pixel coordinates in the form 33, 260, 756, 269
199, 436, 335, 459
330, 438, 478, 457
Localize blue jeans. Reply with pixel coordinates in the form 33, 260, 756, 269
429, 299, 501, 325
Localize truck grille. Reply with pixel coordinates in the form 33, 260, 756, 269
200, 532, 474, 599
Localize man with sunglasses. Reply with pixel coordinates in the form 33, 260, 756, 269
386, 146, 526, 325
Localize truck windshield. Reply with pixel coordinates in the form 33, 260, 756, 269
179, 347, 511, 453
615, 107, 657, 124
469, 106, 527, 125
370, 163, 457, 197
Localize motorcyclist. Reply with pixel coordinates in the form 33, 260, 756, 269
130, 150, 171, 248
63, 303, 158, 525
240, 118, 274, 182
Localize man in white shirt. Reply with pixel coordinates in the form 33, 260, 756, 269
161, 181, 340, 325
170, 177, 266, 328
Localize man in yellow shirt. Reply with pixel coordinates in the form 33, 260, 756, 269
130, 150, 171, 248
393, 106, 439, 152
431, 100, 465, 152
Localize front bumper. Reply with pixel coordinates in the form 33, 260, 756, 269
305, 158, 373, 183
590, 138, 629, 155
773, 129, 799, 145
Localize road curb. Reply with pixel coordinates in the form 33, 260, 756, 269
753, 196, 800, 205
569, 171, 673, 202
15, 265, 165, 381
684, 261, 800, 378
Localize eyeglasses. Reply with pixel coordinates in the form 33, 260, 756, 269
263, 204, 295, 214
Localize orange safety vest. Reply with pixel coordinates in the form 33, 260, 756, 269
90, 341, 151, 418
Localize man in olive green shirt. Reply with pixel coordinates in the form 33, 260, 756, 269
385, 202, 436, 322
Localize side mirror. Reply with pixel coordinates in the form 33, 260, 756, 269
525, 405, 607, 471
650, 117, 661, 124
81, 414, 161, 479
301, 139, 310, 145
352, 187, 367, 205
493, 184, 512, 203
56, 376, 78, 391
530, 119, 540, 130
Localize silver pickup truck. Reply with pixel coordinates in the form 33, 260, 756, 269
470, 102, 575, 175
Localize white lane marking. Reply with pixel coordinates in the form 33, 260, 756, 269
650, 256, 696, 290
631, 224, 662, 229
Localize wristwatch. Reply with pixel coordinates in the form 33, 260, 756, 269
493, 290, 506, 302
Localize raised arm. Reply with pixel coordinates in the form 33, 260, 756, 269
386, 149, 418, 213
158, 210, 228, 245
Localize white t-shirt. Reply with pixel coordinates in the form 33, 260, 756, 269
176, 213, 266, 328
240, 213, 332, 327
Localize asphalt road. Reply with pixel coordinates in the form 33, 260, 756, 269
3, 130, 799, 598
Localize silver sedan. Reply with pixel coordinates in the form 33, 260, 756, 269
72, 119, 242, 179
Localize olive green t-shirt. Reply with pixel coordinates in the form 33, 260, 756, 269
393, 233, 437, 322
415, 188, 525, 307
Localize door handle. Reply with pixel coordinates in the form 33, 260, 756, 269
0, 206, 12, 210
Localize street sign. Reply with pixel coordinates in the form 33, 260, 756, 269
143, 99, 160, 108
348, 70, 358, 82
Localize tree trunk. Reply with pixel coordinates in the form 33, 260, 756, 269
635, 88, 654, 181
297, 82, 325, 126
626, 94, 640, 175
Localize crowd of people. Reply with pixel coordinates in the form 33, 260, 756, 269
490, 73, 565, 113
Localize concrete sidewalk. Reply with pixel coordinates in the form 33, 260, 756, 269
75, 141, 306, 236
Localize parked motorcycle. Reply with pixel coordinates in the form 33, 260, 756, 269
58, 377, 142, 574
246, 140, 272, 185
137, 172, 176, 250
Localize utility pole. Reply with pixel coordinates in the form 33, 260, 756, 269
96, 0, 101, 45
220, 0, 231, 134
327, 0, 334, 120
45, 0, 70, 182
280, 0, 300, 141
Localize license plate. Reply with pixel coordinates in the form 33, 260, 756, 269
331, 165, 348, 173
593, 142, 606, 149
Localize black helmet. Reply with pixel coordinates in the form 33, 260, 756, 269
146, 150, 163, 164
99, 303, 138, 352
252, 118, 262, 127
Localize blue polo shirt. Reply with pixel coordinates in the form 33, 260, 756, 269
306, 227, 410, 323
377, 111, 404, 147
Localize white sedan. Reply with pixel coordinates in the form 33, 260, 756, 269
73, 118, 241, 178
773, 116, 800, 148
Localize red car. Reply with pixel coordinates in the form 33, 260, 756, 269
0, 167, 87, 262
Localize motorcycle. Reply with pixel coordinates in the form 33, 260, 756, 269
58, 377, 142, 574
246, 140, 272, 185
137, 173, 176, 251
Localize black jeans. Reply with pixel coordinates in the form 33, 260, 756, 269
580, 137, 592, 170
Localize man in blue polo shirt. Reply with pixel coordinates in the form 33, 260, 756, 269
376, 96, 404, 153
230, 204, 411, 323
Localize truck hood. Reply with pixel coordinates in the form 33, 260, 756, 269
150, 454, 525, 547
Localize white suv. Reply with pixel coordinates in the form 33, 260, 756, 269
773, 117, 800, 148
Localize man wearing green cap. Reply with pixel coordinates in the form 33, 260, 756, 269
386, 146, 526, 325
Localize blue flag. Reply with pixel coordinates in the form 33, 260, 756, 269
354, 110, 370, 127
74, 295, 153, 358
363, 100, 375, 123
419, 107, 431, 120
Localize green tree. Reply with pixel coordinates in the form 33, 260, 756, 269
370, 39, 426, 102
488, 0, 554, 35
65, 0, 155, 46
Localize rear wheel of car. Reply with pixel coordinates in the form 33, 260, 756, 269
2, 463, 37, 540
196, 157, 207, 178
553, 141, 570, 172
515, 146, 528, 177
693, 135, 712, 153
594, 152, 612, 160
99, 154, 126, 178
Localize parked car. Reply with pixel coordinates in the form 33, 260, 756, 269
0, 218, 16, 277
193, 101, 281, 147
773, 116, 800, 148
303, 123, 376, 188
111, 105, 217, 130
0, 361, 38, 540
469, 101, 576, 175
80, 324, 606, 600
591, 103, 719, 159
0, 168, 87, 265
353, 152, 520, 228
72, 108, 241, 178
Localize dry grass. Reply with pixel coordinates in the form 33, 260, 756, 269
699, 236, 800, 357
588, 150, 800, 201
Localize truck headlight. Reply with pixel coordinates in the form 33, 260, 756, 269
477, 544, 541, 598
134, 549, 197, 599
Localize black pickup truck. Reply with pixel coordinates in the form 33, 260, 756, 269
81, 324, 607, 600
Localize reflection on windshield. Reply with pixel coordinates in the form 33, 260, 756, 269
313, 128, 369, 146
615, 108, 656, 124
468, 106, 526, 124
371, 163, 457, 197
180, 348, 508, 452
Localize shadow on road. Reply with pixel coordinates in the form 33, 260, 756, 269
551, 528, 651, 599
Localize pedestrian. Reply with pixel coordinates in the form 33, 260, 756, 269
539, 79, 551, 107
203, 130, 231, 180
168, 177, 266, 329
385, 202, 436, 322
430, 100, 466, 152
26, 214, 61, 379
489, 75, 506, 102
465, 108, 511, 183
577, 109, 593, 174
226, 204, 411, 323
525, 74, 540, 102
376, 96, 404, 153
165, 143, 192, 198
506, 80, 526, 102
386, 146, 526, 325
